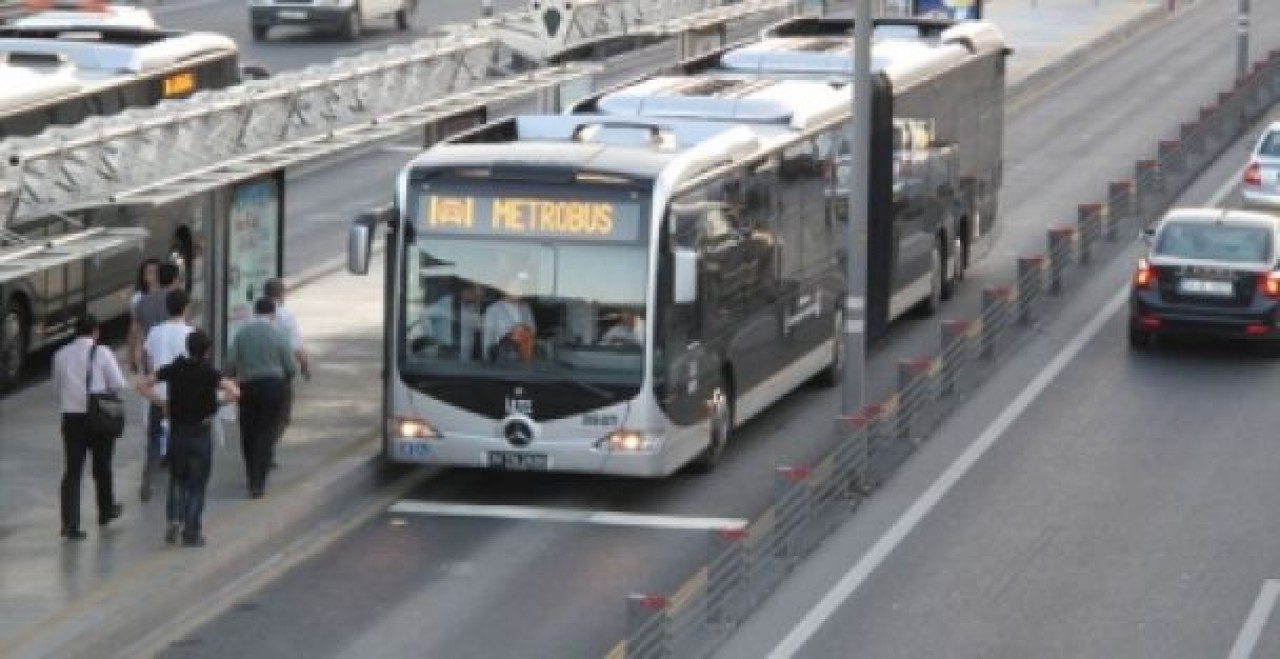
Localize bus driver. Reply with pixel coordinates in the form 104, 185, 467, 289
483, 274, 537, 362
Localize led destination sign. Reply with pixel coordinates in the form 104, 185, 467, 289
420, 193, 642, 242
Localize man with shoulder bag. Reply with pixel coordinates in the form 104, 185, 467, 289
52, 315, 128, 541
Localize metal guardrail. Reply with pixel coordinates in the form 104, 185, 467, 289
604, 45, 1280, 659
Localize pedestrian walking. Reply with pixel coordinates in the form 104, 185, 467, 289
264, 278, 310, 469
139, 287, 193, 501
225, 298, 296, 498
127, 257, 161, 374
138, 330, 238, 548
52, 315, 127, 540
133, 262, 181, 501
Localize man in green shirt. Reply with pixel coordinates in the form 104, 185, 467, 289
225, 298, 295, 498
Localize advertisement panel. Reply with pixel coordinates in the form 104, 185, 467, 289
912, 0, 982, 19
223, 173, 283, 347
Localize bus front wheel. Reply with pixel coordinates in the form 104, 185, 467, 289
0, 299, 29, 393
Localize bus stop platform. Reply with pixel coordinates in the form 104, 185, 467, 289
0, 1, 1175, 657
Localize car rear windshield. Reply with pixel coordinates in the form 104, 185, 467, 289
1261, 130, 1280, 157
1155, 221, 1272, 263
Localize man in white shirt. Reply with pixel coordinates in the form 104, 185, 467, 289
264, 278, 310, 381
52, 314, 127, 540
264, 279, 309, 469
140, 289, 193, 501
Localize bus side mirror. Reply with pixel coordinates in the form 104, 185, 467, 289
673, 248, 698, 304
349, 207, 393, 275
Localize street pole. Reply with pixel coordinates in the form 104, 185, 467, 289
1236, 0, 1250, 82
842, 0, 872, 420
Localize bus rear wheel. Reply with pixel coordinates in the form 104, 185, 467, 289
690, 381, 733, 473
921, 245, 943, 316
0, 300, 29, 393
813, 307, 844, 388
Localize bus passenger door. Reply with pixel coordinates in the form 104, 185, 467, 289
701, 172, 779, 401
891, 120, 935, 315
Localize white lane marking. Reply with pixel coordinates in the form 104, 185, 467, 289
768, 145, 1249, 658
388, 500, 747, 531
1212, 163, 1247, 206
381, 144, 424, 154
767, 282, 1131, 658
1228, 580, 1280, 659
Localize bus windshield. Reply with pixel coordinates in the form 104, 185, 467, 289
400, 180, 650, 388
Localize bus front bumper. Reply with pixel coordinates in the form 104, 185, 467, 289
388, 434, 674, 478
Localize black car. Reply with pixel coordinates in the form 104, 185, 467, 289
1129, 208, 1280, 348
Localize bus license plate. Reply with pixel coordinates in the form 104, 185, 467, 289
487, 451, 549, 471
278, 10, 308, 19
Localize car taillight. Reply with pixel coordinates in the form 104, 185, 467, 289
1259, 272, 1280, 298
1245, 162, 1263, 187
1133, 259, 1156, 290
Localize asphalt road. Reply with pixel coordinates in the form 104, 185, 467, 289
749, 120, 1280, 659
150, 0, 528, 71
151, 2, 1280, 659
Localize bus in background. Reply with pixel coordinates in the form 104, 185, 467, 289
603, 16, 1009, 339
347, 78, 852, 476
0, 14, 257, 391
0, 15, 260, 140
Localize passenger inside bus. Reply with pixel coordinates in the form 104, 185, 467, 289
598, 310, 644, 346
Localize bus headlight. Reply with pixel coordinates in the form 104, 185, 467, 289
393, 416, 441, 440
599, 429, 661, 453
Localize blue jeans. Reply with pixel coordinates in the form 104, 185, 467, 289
166, 423, 211, 540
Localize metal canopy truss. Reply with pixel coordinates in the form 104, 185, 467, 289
0, 0, 805, 224
480, 0, 804, 62
0, 226, 146, 285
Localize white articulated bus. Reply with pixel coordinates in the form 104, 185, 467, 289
349, 78, 851, 476
347, 16, 1008, 475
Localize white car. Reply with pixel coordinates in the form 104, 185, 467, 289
1242, 120, 1280, 210
249, 0, 416, 41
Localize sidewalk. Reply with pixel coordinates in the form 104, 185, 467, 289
0, 2, 1172, 657
0, 259, 386, 659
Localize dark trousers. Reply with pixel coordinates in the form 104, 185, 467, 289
238, 377, 287, 493
60, 413, 116, 531
166, 423, 212, 540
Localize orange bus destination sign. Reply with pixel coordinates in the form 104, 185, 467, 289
421, 194, 642, 242
161, 71, 197, 98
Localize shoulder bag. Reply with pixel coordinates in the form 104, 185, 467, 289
85, 345, 126, 439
